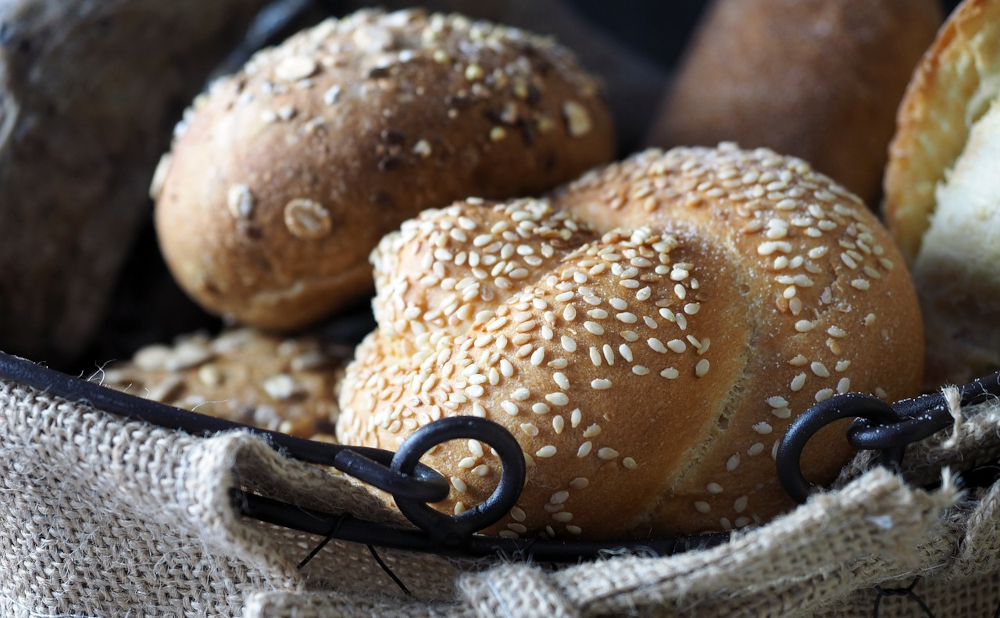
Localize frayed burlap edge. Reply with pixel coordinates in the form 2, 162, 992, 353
3, 377, 1000, 618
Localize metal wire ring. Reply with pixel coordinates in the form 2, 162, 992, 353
776, 393, 906, 504
390, 416, 526, 544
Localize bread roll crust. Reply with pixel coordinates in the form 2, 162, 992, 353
155, 8, 615, 331
648, 0, 941, 207
337, 145, 923, 539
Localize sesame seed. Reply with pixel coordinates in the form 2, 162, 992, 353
748, 443, 765, 457
591, 378, 612, 390
601, 344, 615, 364
451, 477, 468, 493
660, 367, 679, 379
571, 409, 582, 428
550, 491, 569, 505
695, 359, 710, 377
836, 360, 851, 372
472, 403, 486, 418
553, 372, 571, 390
673, 284, 687, 300
815, 388, 834, 402
530, 348, 545, 366
597, 448, 619, 460
790, 373, 807, 391
553, 416, 565, 434
532, 403, 551, 415
695, 501, 711, 514
459, 457, 477, 469
536, 445, 557, 458
552, 512, 574, 522
648, 338, 668, 354
577, 442, 593, 457
610, 298, 628, 310
851, 279, 871, 291
468, 440, 484, 458
767, 396, 788, 408
734, 496, 749, 513
771, 407, 791, 419
584, 321, 605, 335
667, 339, 687, 353
810, 362, 830, 378
510, 507, 527, 522
545, 392, 569, 406
753, 422, 773, 435
622, 331, 640, 342
623, 457, 638, 470
619, 344, 634, 362
582, 424, 602, 438
520, 423, 539, 436
795, 320, 816, 333
615, 312, 637, 324
589, 346, 602, 366
465, 385, 485, 398
727, 453, 741, 472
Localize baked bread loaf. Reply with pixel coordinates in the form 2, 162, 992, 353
884, 0, 1000, 386
646, 0, 941, 206
154, 8, 615, 332
0, 0, 270, 365
337, 144, 923, 539
102, 328, 347, 439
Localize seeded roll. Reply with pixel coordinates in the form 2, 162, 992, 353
883, 0, 1000, 385
337, 144, 924, 539
102, 328, 347, 439
154, 8, 615, 331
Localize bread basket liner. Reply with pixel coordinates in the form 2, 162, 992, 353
3, 374, 1000, 618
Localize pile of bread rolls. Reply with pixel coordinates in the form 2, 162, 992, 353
109, 1, 998, 539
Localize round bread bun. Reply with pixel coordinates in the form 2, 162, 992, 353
102, 328, 347, 439
336, 144, 924, 540
646, 0, 941, 207
883, 0, 1000, 385
154, 8, 615, 331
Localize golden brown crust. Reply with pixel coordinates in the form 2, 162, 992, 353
647, 0, 941, 208
884, 0, 1000, 263
102, 328, 347, 439
154, 8, 615, 331
336, 145, 924, 540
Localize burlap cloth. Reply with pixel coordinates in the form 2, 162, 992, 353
3, 377, 1000, 618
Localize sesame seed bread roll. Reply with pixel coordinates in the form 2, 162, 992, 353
337, 145, 923, 540
646, 0, 942, 207
154, 8, 614, 332
103, 328, 347, 439
883, 0, 1000, 385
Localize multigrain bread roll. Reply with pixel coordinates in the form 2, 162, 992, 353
884, 0, 1000, 386
337, 144, 924, 540
154, 8, 615, 332
646, 0, 942, 206
101, 328, 347, 439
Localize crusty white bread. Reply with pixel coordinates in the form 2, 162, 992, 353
883, 0, 1000, 386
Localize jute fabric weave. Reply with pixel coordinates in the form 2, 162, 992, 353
2, 377, 999, 617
